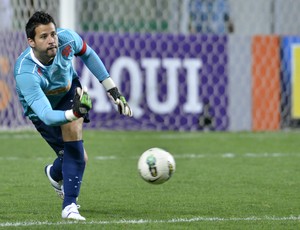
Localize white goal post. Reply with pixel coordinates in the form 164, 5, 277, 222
59, 0, 76, 31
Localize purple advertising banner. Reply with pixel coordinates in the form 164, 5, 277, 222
77, 33, 228, 131
0, 32, 228, 131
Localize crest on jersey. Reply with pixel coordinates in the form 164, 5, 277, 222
62, 45, 72, 59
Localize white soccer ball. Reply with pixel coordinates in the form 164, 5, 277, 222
138, 147, 176, 184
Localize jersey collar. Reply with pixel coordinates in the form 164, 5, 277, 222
30, 48, 46, 69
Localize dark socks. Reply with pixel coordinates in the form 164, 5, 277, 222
50, 156, 63, 182
62, 140, 86, 209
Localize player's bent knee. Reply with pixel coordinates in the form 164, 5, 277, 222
61, 119, 83, 141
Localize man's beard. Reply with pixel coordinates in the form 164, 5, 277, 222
46, 47, 57, 58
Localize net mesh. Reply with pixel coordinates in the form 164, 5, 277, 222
0, 0, 299, 131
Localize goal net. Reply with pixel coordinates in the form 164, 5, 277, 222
1, 0, 300, 131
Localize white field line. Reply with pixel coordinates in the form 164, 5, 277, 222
1, 131, 295, 140
0, 134, 40, 139
0, 152, 298, 161
174, 152, 298, 159
1, 216, 300, 227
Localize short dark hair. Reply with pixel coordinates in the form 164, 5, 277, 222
25, 11, 56, 39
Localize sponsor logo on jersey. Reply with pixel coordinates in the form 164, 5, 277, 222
45, 80, 71, 95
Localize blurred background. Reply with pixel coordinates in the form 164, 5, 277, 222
1, 0, 300, 131
3, 0, 300, 34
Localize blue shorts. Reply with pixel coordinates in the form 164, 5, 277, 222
32, 78, 88, 156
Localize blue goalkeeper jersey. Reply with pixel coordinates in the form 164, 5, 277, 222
14, 28, 109, 125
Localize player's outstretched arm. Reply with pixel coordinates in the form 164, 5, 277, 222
78, 42, 132, 117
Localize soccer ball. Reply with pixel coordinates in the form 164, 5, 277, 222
138, 147, 176, 184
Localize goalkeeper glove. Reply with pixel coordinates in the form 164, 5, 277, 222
65, 87, 92, 121
107, 87, 133, 117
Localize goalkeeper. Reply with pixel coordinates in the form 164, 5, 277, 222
14, 11, 132, 221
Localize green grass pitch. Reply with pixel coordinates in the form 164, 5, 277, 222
0, 130, 300, 229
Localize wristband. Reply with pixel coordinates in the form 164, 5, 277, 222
65, 109, 78, 121
101, 77, 116, 91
